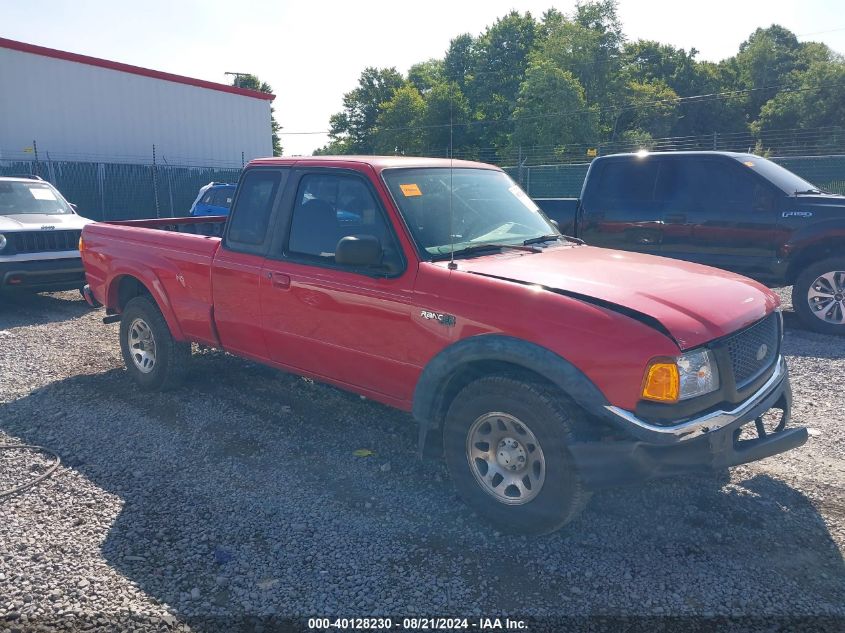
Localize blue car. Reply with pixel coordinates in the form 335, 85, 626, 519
189, 182, 237, 217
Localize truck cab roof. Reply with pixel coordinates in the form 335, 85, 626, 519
247, 155, 500, 172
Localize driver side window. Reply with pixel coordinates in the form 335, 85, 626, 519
287, 173, 399, 269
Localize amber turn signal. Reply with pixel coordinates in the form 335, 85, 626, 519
78, 235, 85, 252
641, 360, 680, 403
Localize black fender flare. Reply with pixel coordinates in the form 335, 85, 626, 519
412, 334, 611, 457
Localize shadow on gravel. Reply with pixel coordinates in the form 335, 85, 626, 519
0, 290, 92, 329
2, 351, 844, 630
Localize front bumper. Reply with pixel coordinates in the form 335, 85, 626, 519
572, 357, 807, 489
0, 257, 86, 292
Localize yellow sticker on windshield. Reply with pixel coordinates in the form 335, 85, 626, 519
399, 183, 422, 197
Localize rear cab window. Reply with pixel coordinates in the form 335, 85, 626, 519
224, 169, 287, 254
584, 158, 661, 214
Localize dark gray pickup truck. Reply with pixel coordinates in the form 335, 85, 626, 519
535, 151, 845, 335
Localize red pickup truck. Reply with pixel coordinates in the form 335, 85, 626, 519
81, 156, 807, 534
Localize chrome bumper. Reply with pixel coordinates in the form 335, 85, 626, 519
605, 356, 787, 444
570, 356, 806, 488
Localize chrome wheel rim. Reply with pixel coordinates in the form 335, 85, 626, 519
128, 318, 156, 373
466, 412, 545, 505
807, 270, 845, 325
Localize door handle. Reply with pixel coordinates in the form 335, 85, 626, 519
268, 272, 291, 289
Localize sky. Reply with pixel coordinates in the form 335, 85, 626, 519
3, 0, 844, 155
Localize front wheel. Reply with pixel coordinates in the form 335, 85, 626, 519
793, 257, 845, 335
119, 296, 191, 390
443, 377, 590, 535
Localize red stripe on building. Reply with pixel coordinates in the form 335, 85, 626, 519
0, 37, 275, 101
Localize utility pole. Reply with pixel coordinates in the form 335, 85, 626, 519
225, 72, 251, 88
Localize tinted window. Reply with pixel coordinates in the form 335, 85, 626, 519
739, 156, 819, 194
288, 174, 395, 264
591, 160, 660, 208
201, 190, 215, 205
658, 160, 755, 212
227, 171, 281, 246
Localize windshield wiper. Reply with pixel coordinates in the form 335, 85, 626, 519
795, 188, 832, 195
446, 242, 542, 259
523, 234, 584, 246
522, 234, 561, 245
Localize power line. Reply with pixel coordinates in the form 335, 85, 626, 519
280, 79, 845, 137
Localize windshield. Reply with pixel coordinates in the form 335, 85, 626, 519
0, 181, 73, 215
383, 168, 556, 258
737, 156, 823, 195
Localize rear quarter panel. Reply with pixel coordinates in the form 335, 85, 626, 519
82, 222, 221, 346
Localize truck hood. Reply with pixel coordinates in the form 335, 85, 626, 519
457, 245, 778, 350
789, 193, 845, 213
0, 213, 93, 231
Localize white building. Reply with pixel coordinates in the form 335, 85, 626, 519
0, 37, 275, 167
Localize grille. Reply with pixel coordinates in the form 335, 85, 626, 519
724, 313, 780, 388
8, 230, 82, 254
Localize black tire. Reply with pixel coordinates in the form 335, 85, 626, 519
792, 257, 845, 335
443, 376, 590, 535
119, 296, 191, 391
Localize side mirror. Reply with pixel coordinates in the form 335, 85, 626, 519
69, 203, 78, 213
335, 235, 382, 267
549, 219, 560, 231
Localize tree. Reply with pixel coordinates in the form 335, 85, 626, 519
511, 57, 597, 152
534, 1, 625, 133
444, 34, 478, 93
419, 82, 473, 156
618, 79, 680, 139
374, 84, 426, 155
752, 59, 845, 135
730, 25, 802, 120
326, 67, 405, 154
470, 11, 538, 154
408, 59, 445, 93
230, 74, 282, 156
313, 6, 845, 160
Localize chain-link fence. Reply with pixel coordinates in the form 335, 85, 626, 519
505, 154, 845, 198
0, 159, 241, 221
2, 152, 844, 221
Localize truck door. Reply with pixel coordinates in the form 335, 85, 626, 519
211, 168, 288, 360
658, 157, 779, 276
259, 168, 418, 403
578, 157, 664, 254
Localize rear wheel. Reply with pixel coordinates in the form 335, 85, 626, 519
443, 376, 590, 535
119, 296, 191, 390
793, 257, 845, 335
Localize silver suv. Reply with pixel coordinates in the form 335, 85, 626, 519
0, 176, 93, 292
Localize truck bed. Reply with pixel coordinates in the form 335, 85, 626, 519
81, 215, 227, 347
105, 215, 227, 237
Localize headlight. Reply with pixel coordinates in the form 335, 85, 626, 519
642, 349, 720, 403
0, 234, 6, 251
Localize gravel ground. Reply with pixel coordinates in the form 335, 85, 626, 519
0, 289, 843, 632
